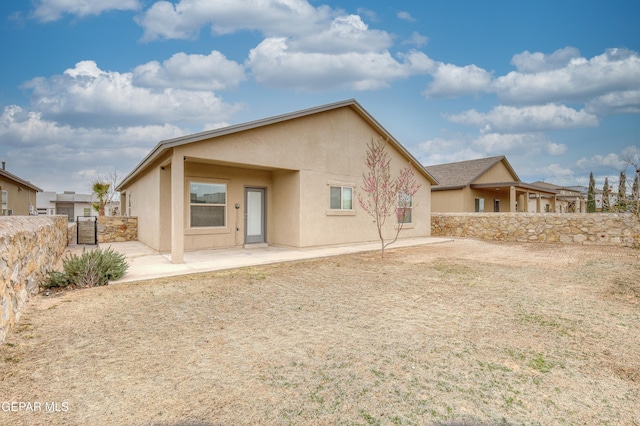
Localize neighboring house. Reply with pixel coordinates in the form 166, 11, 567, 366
0, 162, 41, 216
116, 99, 437, 263
425, 156, 557, 213
530, 181, 585, 212
37, 191, 121, 220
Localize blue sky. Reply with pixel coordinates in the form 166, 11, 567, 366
1, 0, 639, 193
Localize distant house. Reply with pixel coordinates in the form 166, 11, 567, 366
116, 99, 437, 263
0, 162, 41, 216
530, 181, 585, 212
37, 191, 120, 221
425, 156, 557, 213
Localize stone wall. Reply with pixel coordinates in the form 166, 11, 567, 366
0, 216, 68, 342
97, 216, 138, 243
431, 212, 640, 247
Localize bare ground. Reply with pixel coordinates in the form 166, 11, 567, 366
1, 239, 639, 425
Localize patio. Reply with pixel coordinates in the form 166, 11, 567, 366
97, 237, 454, 283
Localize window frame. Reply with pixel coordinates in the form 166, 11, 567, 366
475, 198, 485, 212
329, 185, 354, 211
397, 192, 413, 224
1, 190, 7, 216
188, 180, 228, 229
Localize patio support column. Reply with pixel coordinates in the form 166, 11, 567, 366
509, 186, 516, 212
171, 151, 184, 264
536, 193, 542, 212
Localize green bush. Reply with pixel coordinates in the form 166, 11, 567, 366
44, 247, 128, 289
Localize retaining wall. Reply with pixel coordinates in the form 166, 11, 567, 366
431, 212, 640, 247
97, 216, 138, 243
0, 216, 68, 342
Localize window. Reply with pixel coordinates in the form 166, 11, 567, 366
330, 186, 353, 210
397, 192, 413, 224
1, 190, 7, 216
190, 182, 226, 227
494, 199, 500, 212
475, 198, 485, 212
84, 207, 91, 216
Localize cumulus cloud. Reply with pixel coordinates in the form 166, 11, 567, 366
289, 15, 393, 54
511, 47, 581, 73
493, 48, 640, 104
423, 63, 493, 98
397, 11, 416, 22
402, 31, 428, 47
0, 105, 186, 191
472, 132, 567, 156
446, 104, 599, 133
22, 61, 242, 127
135, 0, 331, 41
246, 39, 432, 91
576, 152, 626, 171
32, 0, 140, 22
585, 89, 640, 115
133, 51, 246, 91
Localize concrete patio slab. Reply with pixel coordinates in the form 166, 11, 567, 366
99, 237, 454, 284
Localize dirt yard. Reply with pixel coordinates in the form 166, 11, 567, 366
1, 239, 639, 425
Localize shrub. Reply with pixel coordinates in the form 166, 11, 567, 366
44, 247, 128, 289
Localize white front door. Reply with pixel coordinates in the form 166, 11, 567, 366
245, 187, 265, 244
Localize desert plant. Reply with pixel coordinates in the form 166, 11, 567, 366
44, 247, 128, 289
587, 172, 596, 213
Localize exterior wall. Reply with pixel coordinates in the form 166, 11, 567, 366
474, 161, 515, 184
271, 170, 301, 247
126, 166, 162, 250
431, 212, 640, 247
431, 188, 466, 212
0, 216, 68, 342
0, 176, 38, 216
97, 216, 138, 243
182, 162, 273, 251
125, 106, 433, 252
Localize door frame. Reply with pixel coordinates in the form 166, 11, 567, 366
244, 187, 266, 244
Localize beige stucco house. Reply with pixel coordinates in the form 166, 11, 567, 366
116, 99, 437, 263
0, 162, 41, 216
426, 156, 557, 213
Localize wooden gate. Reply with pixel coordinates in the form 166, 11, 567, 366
77, 216, 97, 245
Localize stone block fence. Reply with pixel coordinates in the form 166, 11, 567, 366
431, 212, 640, 248
97, 216, 138, 243
0, 216, 68, 342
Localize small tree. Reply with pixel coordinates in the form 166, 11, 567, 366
92, 181, 111, 216
358, 137, 420, 258
602, 177, 610, 212
587, 171, 596, 213
91, 168, 120, 216
632, 173, 640, 215
616, 170, 627, 212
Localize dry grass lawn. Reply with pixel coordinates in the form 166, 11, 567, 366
1, 239, 639, 425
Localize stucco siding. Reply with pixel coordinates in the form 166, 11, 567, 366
474, 162, 516, 184
128, 167, 162, 250
271, 170, 301, 247
0, 177, 38, 216
431, 189, 465, 212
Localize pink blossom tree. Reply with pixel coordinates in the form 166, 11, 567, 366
358, 137, 421, 258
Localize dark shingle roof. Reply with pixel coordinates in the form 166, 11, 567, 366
425, 156, 514, 189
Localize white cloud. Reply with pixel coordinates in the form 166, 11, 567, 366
397, 11, 416, 22
418, 136, 484, 166
576, 153, 626, 171
446, 104, 599, 133
32, 0, 140, 22
136, 0, 331, 41
0, 105, 186, 192
22, 61, 242, 127
511, 47, 581, 73
133, 51, 246, 91
402, 31, 428, 47
246, 39, 431, 91
423, 63, 493, 98
585, 89, 640, 115
493, 48, 640, 104
289, 15, 393, 54
472, 132, 566, 156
